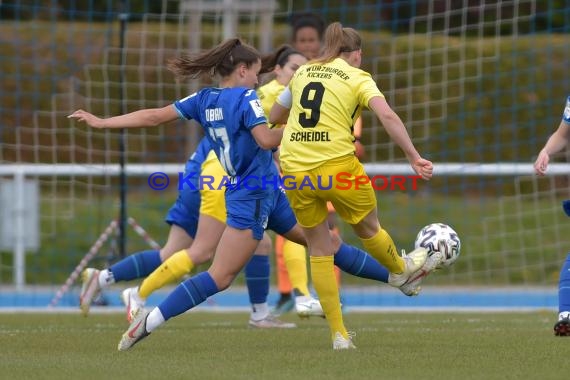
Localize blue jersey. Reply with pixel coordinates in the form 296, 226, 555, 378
173, 86, 294, 239
562, 96, 570, 124
188, 136, 212, 168
174, 87, 274, 186
165, 137, 211, 239
182, 136, 211, 176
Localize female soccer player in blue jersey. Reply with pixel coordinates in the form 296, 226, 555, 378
70, 38, 414, 351
78, 137, 212, 318
78, 136, 291, 328
534, 95, 570, 336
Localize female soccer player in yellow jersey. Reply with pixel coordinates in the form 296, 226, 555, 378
270, 22, 436, 349
271, 14, 348, 314
289, 12, 364, 299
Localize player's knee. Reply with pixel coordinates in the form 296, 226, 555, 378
352, 213, 381, 238
190, 248, 214, 264
211, 272, 237, 291
159, 248, 181, 262
254, 232, 272, 255
330, 231, 343, 251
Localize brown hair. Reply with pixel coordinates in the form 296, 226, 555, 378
260, 44, 305, 73
167, 38, 264, 79
315, 22, 361, 64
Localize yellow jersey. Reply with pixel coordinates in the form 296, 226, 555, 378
199, 150, 227, 223
257, 79, 284, 128
279, 57, 383, 172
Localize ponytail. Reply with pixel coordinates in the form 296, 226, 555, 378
167, 38, 261, 79
315, 22, 361, 64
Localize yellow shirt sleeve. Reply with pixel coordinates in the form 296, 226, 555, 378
257, 79, 284, 118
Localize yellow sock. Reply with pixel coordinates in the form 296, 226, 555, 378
310, 255, 347, 339
138, 249, 194, 299
283, 239, 310, 296
360, 228, 405, 273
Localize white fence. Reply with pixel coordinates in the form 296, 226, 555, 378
1, 162, 568, 289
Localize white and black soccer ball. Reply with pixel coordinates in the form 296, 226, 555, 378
414, 223, 461, 268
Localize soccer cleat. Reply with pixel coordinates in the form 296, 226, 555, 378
399, 252, 445, 296
271, 294, 295, 316
118, 310, 151, 351
387, 247, 428, 288
554, 317, 570, 336
79, 268, 101, 317
121, 287, 145, 323
295, 296, 325, 319
248, 315, 297, 329
332, 331, 356, 350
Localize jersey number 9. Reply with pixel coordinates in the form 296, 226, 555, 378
299, 82, 325, 128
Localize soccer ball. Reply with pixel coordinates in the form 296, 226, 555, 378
414, 223, 461, 268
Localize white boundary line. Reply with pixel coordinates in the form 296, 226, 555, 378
0, 306, 556, 314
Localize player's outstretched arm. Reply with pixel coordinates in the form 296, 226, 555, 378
68, 105, 179, 129
368, 96, 433, 180
534, 120, 570, 176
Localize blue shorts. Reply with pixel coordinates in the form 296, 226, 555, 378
164, 161, 201, 239
267, 187, 298, 236
225, 187, 297, 240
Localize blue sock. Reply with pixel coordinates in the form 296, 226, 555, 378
245, 255, 270, 304
559, 253, 570, 314
110, 250, 161, 282
158, 271, 219, 320
334, 243, 389, 283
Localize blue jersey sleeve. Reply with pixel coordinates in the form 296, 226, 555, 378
562, 96, 570, 124
241, 90, 267, 130
174, 92, 199, 121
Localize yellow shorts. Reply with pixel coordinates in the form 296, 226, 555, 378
282, 154, 377, 228
199, 151, 227, 223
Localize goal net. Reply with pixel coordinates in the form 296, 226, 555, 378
1, 1, 569, 308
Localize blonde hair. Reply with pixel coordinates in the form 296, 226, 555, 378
314, 22, 361, 64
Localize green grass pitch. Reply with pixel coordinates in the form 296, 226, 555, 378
0, 311, 569, 379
